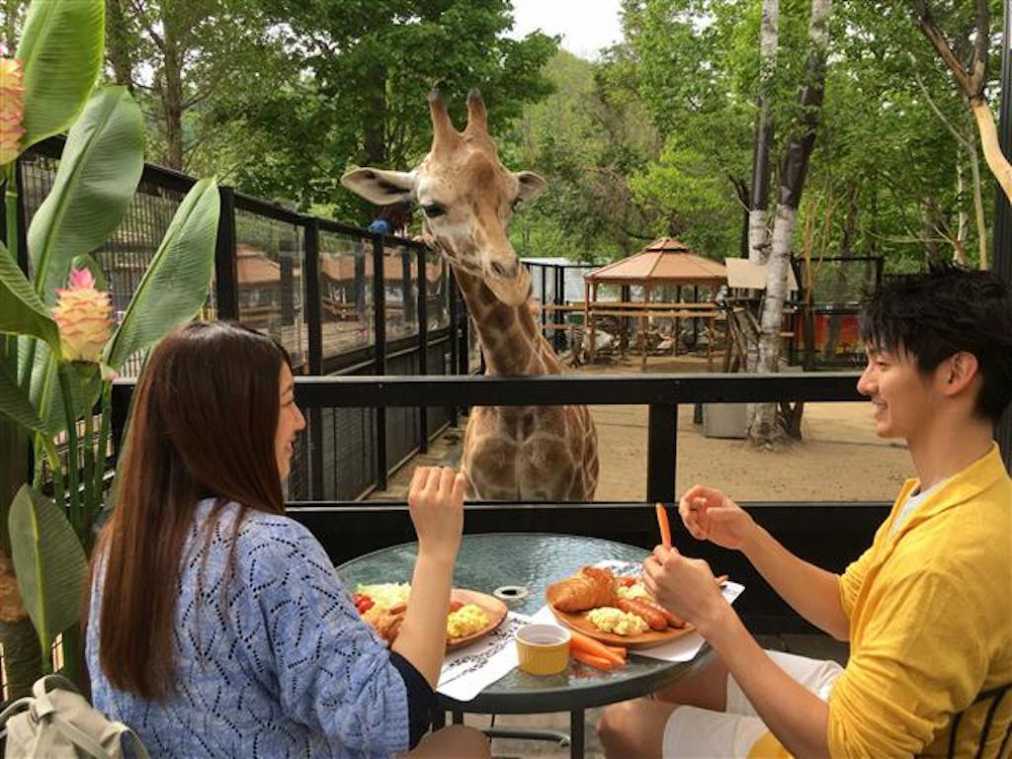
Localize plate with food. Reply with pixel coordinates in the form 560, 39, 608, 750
546, 566, 696, 649
353, 583, 508, 650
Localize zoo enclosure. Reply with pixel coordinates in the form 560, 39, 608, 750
18, 138, 472, 501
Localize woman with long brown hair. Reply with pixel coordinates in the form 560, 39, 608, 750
86, 321, 489, 758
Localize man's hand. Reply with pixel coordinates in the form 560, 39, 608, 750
643, 545, 727, 634
679, 484, 756, 551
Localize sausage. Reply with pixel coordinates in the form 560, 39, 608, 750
638, 597, 687, 628
617, 598, 667, 631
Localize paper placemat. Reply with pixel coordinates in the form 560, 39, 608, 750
437, 611, 533, 702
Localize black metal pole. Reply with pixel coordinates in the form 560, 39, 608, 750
213, 186, 239, 320
646, 404, 677, 504
304, 220, 324, 498
372, 235, 387, 489
448, 272, 459, 428
994, 0, 1012, 471
417, 246, 429, 453
14, 159, 28, 274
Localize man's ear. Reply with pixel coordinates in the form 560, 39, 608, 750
941, 351, 980, 397
341, 167, 416, 205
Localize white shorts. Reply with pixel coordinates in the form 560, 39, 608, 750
662, 650, 844, 758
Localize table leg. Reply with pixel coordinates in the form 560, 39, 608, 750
431, 709, 446, 730
452, 710, 464, 725
569, 709, 585, 759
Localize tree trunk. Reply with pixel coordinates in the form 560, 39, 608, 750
749, 0, 832, 446
965, 120, 989, 268
105, 0, 134, 91
747, 0, 779, 265
955, 146, 969, 265
160, 8, 185, 170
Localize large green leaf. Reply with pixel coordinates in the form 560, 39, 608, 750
15, 0, 105, 152
8, 484, 88, 667
27, 86, 143, 304
0, 361, 46, 435
0, 243, 61, 356
104, 178, 220, 370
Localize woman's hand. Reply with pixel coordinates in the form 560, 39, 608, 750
407, 466, 466, 562
643, 545, 727, 634
679, 484, 755, 551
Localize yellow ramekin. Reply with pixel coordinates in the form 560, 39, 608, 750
516, 624, 571, 676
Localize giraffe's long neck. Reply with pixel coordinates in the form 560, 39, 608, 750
452, 267, 561, 377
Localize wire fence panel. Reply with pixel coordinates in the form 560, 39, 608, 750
234, 207, 307, 371
20, 152, 210, 378
16, 141, 468, 504
318, 230, 374, 358
383, 241, 419, 344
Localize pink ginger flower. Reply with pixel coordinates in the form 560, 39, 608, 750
51, 268, 114, 363
0, 57, 24, 165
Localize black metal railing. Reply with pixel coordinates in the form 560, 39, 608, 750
112, 371, 865, 505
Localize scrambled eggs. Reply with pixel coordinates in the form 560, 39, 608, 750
587, 607, 649, 636
616, 582, 650, 601
447, 604, 489, 638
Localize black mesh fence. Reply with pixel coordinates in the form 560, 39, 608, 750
16, 139, 465, 504
19, 148, 211, 379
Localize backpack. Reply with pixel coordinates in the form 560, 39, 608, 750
0, 675, 149, 759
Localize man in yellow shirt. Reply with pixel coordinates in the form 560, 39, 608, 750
598, 265, 1012, 758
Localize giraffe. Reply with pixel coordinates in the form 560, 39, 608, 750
342, 89, 599, 501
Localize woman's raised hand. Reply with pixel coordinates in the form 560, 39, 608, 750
407, 466, 466, 562
678, 484, 755, 551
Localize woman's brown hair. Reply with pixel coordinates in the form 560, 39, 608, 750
94, 321, 292, 699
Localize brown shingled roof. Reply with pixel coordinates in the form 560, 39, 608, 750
586, 238, 727, 287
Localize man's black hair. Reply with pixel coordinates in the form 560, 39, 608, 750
859, 263, 1012, 424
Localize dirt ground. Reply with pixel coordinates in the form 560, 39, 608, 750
371, 353, 912, 504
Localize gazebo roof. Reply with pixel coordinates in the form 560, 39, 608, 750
585, 238, 727, 287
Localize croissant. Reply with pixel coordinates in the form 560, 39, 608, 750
552, 566, 616, 612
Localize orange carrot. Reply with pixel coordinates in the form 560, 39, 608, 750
604, 644, 627, 660
572, 650, 619, 671
569, 630, 624, 666
656, 502, 672, 549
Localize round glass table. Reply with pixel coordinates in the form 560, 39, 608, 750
337, 532, 714, 759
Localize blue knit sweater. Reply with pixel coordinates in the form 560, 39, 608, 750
86, 499, 414, 758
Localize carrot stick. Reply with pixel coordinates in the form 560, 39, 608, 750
604, 644, 627, 660
569, 630, 624, 666
656, 502, 672, 549
572, 650, 619, 671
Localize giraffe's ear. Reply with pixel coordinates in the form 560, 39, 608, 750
514, 171, 547, 204
341, 167, 416, 206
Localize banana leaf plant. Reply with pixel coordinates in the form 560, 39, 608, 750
0, 0, 221, 685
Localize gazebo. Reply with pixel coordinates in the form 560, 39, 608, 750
583, 238, 728, 367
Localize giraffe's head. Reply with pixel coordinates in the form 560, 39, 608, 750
341, 89, 546, 307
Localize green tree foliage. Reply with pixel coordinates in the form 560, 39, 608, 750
220, 0, 557, 222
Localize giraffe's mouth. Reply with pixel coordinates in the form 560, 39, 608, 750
486, 265, 532, 307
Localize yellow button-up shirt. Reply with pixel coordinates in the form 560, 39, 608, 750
751, 444, 1012, 758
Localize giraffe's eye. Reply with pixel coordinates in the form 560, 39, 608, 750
422, 204, 446, 219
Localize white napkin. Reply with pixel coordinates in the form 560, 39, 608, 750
436, 611, 533, 702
